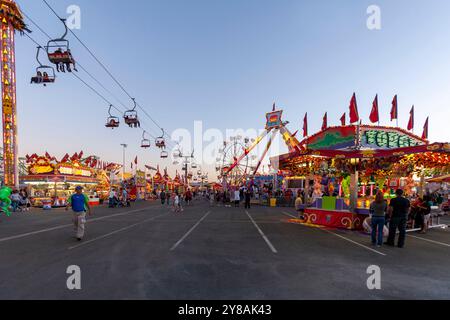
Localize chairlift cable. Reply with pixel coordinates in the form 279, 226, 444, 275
42, 0, 173, 143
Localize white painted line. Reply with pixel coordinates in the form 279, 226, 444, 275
282, 211, 298, 219
407, 234, 450, 248
246, 210, 278, 254
322, 229, 386, 256
0, 207, 155, 243
0, 223, 73, 243
68, 213, 167, 250
170, 211, 211, 251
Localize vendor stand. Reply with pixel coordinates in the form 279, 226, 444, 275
271, 124, 450, 230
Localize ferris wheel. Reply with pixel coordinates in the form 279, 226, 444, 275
215, 136, 257, 186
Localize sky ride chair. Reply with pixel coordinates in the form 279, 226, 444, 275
141, 131, 151, 148
31, 47, 55, 86
46, 19, 78, 73
160, 151, 169, 159
105, 105, 120, 129
155, 128, 166, 149
124, 98, 140, 128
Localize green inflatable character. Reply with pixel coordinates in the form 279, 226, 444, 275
0, 187, 12, 216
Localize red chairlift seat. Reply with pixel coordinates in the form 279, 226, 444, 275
105, 117, 120, 128
141, 139, 151, 149
105, 105, 120, 129
31, 47, 56, 86
160, 151, 169, 159
45, 19, 77, 72
124, 98, 140, 127
156, 128, 166, 148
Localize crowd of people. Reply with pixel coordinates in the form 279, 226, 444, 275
107, 188, 131, 208
9, 189, 31, 212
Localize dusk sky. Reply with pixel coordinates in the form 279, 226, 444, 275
14, 0, 450, 178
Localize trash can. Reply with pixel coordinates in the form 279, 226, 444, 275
270, 198, 277, 207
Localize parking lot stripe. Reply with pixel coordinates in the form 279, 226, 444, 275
68, 212, 168, 250
170, 211, 211, 251
408, 235, 450, 248
321, 229, 386, 256
282, 211, 298, 219
246, 210, 278, 254
0, 207, 155, 243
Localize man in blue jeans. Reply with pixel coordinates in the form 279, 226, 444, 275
386, 189, 410, 248
66, 186, 92, 241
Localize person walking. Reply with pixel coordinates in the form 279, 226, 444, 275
173, 192, 183, 213
419, 195, 432, 234
160, 190, 166, 205
166, 190, 171, 206
234, 189, 240, 207
244, 188, 251, 209
66, 186, 92, 241
386, 189, 410, 248
185, 188, 193, 206
369, 191, 387, 247
108, 188, 116, 208
10, 190, 21, 212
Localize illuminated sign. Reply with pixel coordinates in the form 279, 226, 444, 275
362, 129, 423, 149
58, 165, 92, 177
266, 111, 283, 129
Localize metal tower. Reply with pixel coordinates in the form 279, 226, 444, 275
0, 0, 26, 187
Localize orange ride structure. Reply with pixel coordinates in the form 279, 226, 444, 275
0, 0, 27, 187
221, 104, 303, 188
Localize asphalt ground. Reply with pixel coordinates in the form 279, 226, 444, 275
0, 199, 449, 300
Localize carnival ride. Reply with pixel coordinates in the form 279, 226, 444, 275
46, 18, 77, 72
30, 46, 55, 86
141, 131, 151, 148
216, 136, 253, 186
123, 98, 140, 128
105, 105, 120, 129
0, 0, 29, 187
219, 104, 303, 187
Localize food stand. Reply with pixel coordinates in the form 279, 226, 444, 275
271, 124, 450, 230
21, 152, 122, 207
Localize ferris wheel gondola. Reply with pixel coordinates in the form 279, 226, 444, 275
30, 46, 55, 86
124, 98, 140, 128
45, 19, 77, 73
141, 131, 151, 148
105, 105, 120, 129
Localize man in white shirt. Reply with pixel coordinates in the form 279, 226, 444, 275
234, 189, 240, 207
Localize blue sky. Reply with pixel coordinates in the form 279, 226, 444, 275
14, 0, 450, 178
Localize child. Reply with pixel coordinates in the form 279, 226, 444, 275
174, 192, 183, 213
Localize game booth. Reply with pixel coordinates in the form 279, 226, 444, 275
271, 125, 450, 230
21, 152, 122, 208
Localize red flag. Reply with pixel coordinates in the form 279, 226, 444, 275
407, 105, 414, 131
422, 117, 429, 140
391, 95, 398, 121
349, 93, 359, 123
45, 152, 51, 159
340, 113, 346, 126
60, 153, 70, 163
78, 151, 84, 159
321, 112, 328, 131
369, 95, 379, 123
292, 130, 298, 137
303, 113, 308, 137
134, 156, 138, 165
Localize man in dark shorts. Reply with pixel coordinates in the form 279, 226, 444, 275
386, 189, 411, 248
